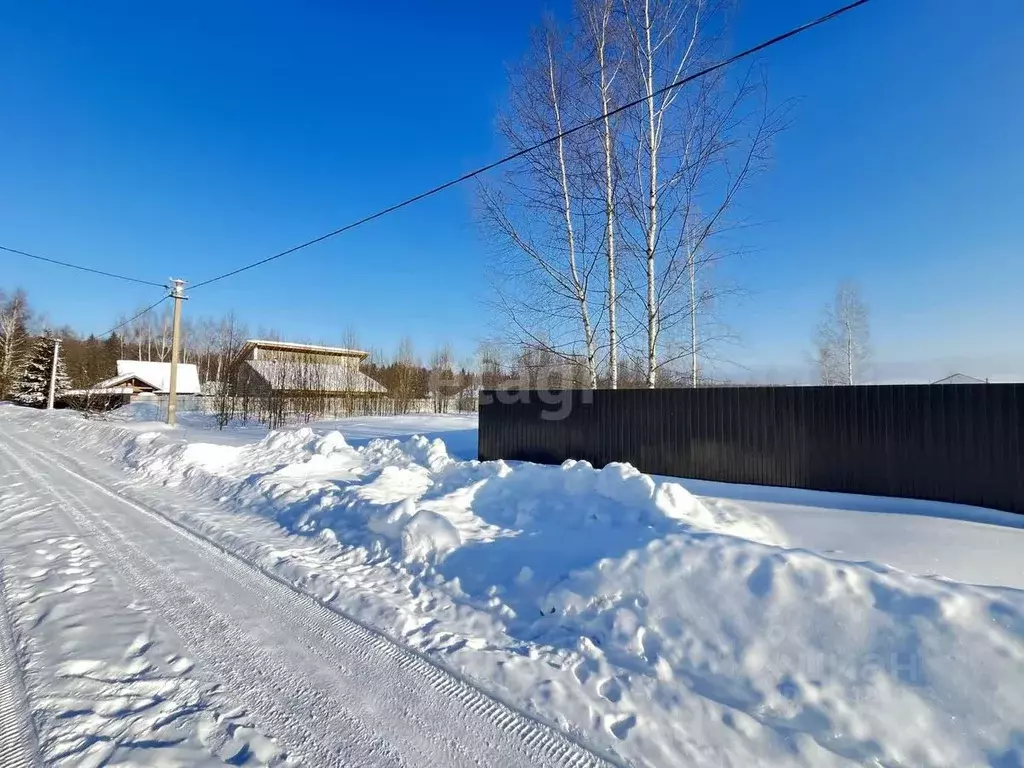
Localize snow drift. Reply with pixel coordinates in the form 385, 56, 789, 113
6, 404, 1024, 768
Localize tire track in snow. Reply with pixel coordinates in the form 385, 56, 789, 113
0, 559, 42, 768
2, 430, 614, 768
0, 437, 397, 768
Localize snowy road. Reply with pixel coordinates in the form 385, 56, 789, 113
0, 427, 608, 767
4, 406, 1024, 767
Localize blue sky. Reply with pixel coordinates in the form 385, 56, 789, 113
1, 0, 1022, 379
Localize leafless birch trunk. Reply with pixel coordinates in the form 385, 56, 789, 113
485, 0, 782, 387
547, 38, 599, 389
688, 244, 697, 386
481, 20, 602, 389
617, 0, 781, 386
584, 0, 621, 388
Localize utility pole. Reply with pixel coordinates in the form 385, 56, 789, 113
166, 279, 187, 426
46, 337, 62, 410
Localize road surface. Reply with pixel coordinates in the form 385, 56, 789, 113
0, 425, 609, 767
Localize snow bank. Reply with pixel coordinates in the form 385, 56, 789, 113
542, 535, 1024, 765
107, 419, 781, 570
7, 404, 1024, 767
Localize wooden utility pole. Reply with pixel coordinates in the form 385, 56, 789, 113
166, 279, 186, 426
46, 337, 62, 410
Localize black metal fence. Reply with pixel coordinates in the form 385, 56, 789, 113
478, 384, 1024, 514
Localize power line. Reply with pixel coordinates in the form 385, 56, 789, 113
95, 295, 170, 339
191, 0, 870, 290
0, 244, 165, 288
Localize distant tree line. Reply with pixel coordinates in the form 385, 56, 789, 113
1, 286, 485, 423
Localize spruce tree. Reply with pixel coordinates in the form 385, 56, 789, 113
12, 337, 72, 407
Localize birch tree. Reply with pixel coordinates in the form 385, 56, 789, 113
618, 0, 779, 387
583, 0, 623, 387
814, 280, 871, 385
340, 326, 362, 395
481, 20, 603, 389
429, 343, 457, 413
0, 289, 31, 400
391, 337, 419, 413
155, 305, 173, 362
485, 0, 782, 389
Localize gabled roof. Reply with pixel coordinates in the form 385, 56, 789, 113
113, 361, 202, 394
244, 360, 386, 393
933, 373, 986, 385
92, 371, 163, 391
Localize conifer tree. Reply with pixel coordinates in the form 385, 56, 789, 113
12, 337, 71, 407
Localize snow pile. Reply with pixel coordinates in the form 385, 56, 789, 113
7, 405, 1024, 767
400, 509, 463, 563
107, 422, 781, 571
541, 535, 1024, 765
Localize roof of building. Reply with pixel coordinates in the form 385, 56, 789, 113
65, 387, 135, 396
244, 359, 386, 394
110, 361, 202, 394
932, 373, 986, 385
241, 339, 369, 359
91, 371, 162, 391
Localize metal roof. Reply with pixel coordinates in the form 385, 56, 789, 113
242, 339, 369, 359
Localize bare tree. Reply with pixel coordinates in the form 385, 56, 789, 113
340, 326, 361, 352
193, 317, 218, 382
483, 0, 782, 390
154, 305, 173, 362
477, 340, 507, 390
0, 289, 31, 400
123, 306, 155, 361
814, 280, 871, 385
214, 312, 248, 428
339, 326, 361, 399
582, 0, 623, 387
617, 0, 779, 387
481, 20, 602, 388
429, 343, 457, 413
391, 337, 420, 414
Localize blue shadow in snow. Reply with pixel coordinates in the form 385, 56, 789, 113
429, 465, 674, 635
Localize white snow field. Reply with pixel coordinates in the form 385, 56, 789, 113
0, 404, 1023, 767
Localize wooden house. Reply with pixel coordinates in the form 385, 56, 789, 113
233, 339, 386, 396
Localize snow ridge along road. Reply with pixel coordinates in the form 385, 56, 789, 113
0, 562, 41, 768
0, 430, 612, 768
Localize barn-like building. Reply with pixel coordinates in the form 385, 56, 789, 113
232, 339, 386, 397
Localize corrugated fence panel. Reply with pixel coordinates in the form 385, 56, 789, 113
478, 384, 1024, 515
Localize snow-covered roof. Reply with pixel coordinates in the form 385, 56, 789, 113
92, 371, 163, 391
933, 373, 986, 385
244, 360, 386, 394
114, 361, 202, 394
65, 387, 135, 396
242, 339, 369, 359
